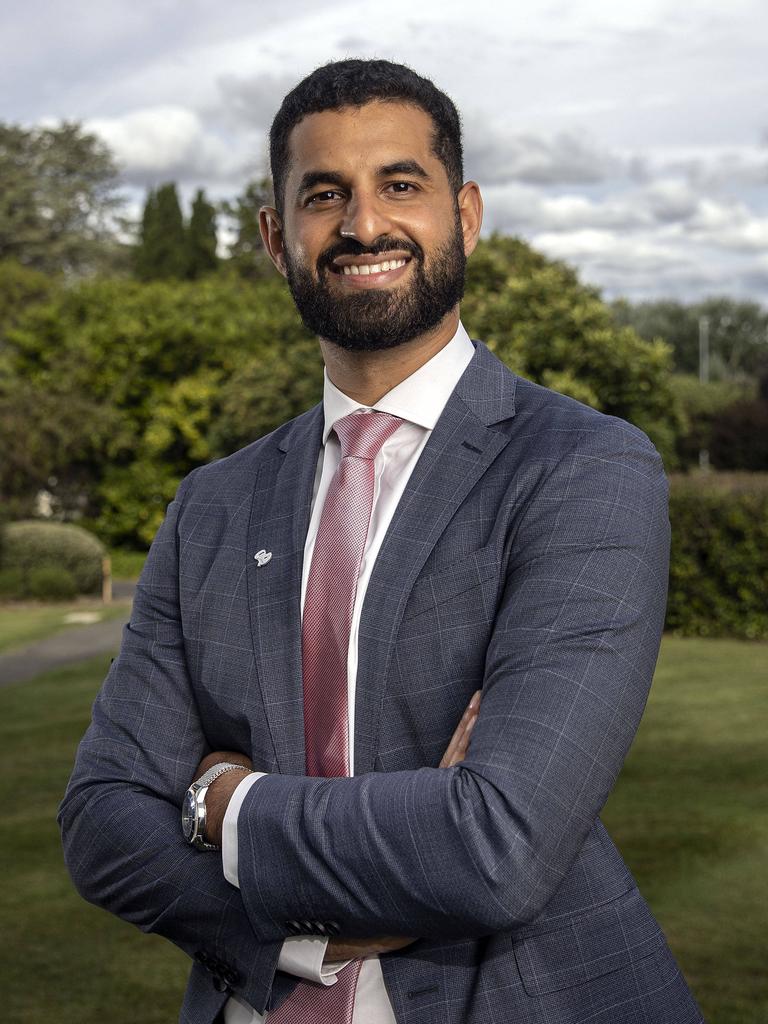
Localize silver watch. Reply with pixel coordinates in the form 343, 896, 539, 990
182, 762, 249, 850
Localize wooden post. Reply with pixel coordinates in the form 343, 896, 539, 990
102, 554, 112, 604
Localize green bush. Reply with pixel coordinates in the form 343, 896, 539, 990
1, 521, 105, 595
666, 473, 768, 639
26, 566, 77, 601
0, 568, 24, 599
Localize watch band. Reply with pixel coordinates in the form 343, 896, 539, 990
187, 761, 250, 850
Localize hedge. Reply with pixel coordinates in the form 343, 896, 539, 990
0, 521, 106, 597
666, 473, 768, 639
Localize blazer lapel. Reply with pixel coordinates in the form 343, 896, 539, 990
245, 404, 323, 775
354, 342, 518, 775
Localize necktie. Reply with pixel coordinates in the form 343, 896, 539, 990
268, 410, 403, 1024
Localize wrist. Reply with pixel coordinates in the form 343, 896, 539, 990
204, 767, 252, 847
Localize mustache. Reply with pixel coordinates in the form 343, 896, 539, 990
318, 238, 422, 269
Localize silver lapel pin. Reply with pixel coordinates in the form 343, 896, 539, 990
253, 549, 272, 566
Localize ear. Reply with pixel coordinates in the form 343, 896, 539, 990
259, 206, 288, 276
456, 181, 483, 258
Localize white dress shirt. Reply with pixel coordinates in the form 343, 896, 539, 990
221, 322, 476, 1023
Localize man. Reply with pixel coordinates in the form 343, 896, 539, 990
60, 59, 704, 1024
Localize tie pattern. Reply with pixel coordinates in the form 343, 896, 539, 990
268, 410, 402, 1024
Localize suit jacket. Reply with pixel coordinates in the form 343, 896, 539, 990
59, 339, 704, 1024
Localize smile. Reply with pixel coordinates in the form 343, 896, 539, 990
340, 258, 408, 276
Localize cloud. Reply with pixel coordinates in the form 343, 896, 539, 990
86, 105, 258, 187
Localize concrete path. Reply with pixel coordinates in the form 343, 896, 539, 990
0, 583, 135, 687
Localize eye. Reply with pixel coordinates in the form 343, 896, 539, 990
307, 190, 343, 206
387, 181, 417, 194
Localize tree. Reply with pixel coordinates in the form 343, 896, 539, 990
611, 296, 768, 379
222, 178, 273, 278
0, 121, 124, 275
186, 189, 218, 279
462, 234, 683, 464
134, 183, 187, 280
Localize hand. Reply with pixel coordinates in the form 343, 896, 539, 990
324, 689, 482, 964
192, 750, 253, 849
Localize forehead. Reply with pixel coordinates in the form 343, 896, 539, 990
284, 101, 443, 187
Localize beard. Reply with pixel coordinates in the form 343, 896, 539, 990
282, 215, 466, 352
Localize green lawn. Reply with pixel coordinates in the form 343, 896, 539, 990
0, 600, 131, 655
1, 638, 765, 1022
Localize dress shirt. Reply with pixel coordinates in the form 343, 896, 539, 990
221, 322, 476, 1023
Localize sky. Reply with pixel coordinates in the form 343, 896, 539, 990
2, 0, 767, 302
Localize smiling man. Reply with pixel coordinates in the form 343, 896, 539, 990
60, 60, 704, 1024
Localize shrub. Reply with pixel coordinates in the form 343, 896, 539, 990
0, 568, 24, 599
666, 473, 768, 639
26, 566, 77, 601
1, 521, 105, 595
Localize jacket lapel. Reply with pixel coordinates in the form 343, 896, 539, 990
245, 404, 323, 775
353, 341, 518, 775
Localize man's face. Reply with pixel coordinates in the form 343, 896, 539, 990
274, 101, 469, 351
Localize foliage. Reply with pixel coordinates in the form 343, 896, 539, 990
666, 473, 768, 639
0, 121, 124, 275
0, 260, 56, 338
0, 568, 24, 599
26, 566, 78, 601
1, 521, 106, 594
709, 390, 768, 471
669, 374, 756, 468
611, 295, 768, 379
186, 189, 219, 279
134, 183, 188, 281
220, 177, 274, 279
463, 235, 683, 463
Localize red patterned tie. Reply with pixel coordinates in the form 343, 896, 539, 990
268, 410, 402, 1024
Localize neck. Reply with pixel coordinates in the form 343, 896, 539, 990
320, 308, 460, 406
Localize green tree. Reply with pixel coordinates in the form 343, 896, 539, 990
134, 183, 187, 281
0, 121, 123, 275
186, 189, 218, 279
463, 234, 683, 464
222, 178, 273, 278
611, 296, 768, 379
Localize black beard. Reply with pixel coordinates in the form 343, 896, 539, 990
283, 220, 466, 352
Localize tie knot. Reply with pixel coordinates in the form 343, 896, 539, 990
333, 410, 403, 460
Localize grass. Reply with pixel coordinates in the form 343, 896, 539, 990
0, 599, 131, 655
0, 637, 765, 1022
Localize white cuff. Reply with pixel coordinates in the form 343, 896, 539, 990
222, 771, 266, 887
278, 935, 352, 984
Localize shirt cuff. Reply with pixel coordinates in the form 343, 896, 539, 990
278, 936, 352, 984
222, 771, 266, 888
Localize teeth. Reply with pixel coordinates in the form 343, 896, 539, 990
342, 258, 407, 276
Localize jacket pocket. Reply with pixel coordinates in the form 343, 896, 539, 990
512, 886, 665, 996
401, 543, 501, 622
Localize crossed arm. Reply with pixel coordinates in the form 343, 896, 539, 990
193, 689, 482, 964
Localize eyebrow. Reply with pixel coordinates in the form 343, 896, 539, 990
295, 160, 432, 200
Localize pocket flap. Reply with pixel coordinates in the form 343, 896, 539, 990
513, 886, 665, 996
402, 544, 500, 622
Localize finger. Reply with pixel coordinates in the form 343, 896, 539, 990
439, 693, 481, 768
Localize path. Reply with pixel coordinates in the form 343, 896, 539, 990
0, 583, 135, 687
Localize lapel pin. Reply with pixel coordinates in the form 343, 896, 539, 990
254, 549, 272, 566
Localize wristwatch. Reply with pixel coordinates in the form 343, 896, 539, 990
182, 762, 249, 850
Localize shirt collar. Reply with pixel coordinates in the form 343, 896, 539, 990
321, 321, 475, 443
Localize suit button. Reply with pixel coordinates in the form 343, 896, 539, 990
300, 920, 315, 933
194, 949, 213, 966
223, 966, 241, 986
326, 921, 341, 936
285, 920, 301, 934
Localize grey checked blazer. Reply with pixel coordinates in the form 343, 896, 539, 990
59, 340, 705, 1024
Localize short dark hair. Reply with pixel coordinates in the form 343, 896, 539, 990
269, 59, 464, 214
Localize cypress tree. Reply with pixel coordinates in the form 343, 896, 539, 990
134, 182, 187, 280
186, 188, 218, 279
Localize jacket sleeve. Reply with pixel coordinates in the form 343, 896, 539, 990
234, 421, 671, 941
57, 474, 283, 1015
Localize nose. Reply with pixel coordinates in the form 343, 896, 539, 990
339, 191, 392, 246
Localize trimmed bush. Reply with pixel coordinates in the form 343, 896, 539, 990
667, 473, 768, 639
26, 566, 78, 601
0, 568, 24, 599
1, 521, 105, 595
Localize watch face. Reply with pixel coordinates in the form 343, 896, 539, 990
182, 789, 197, 842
